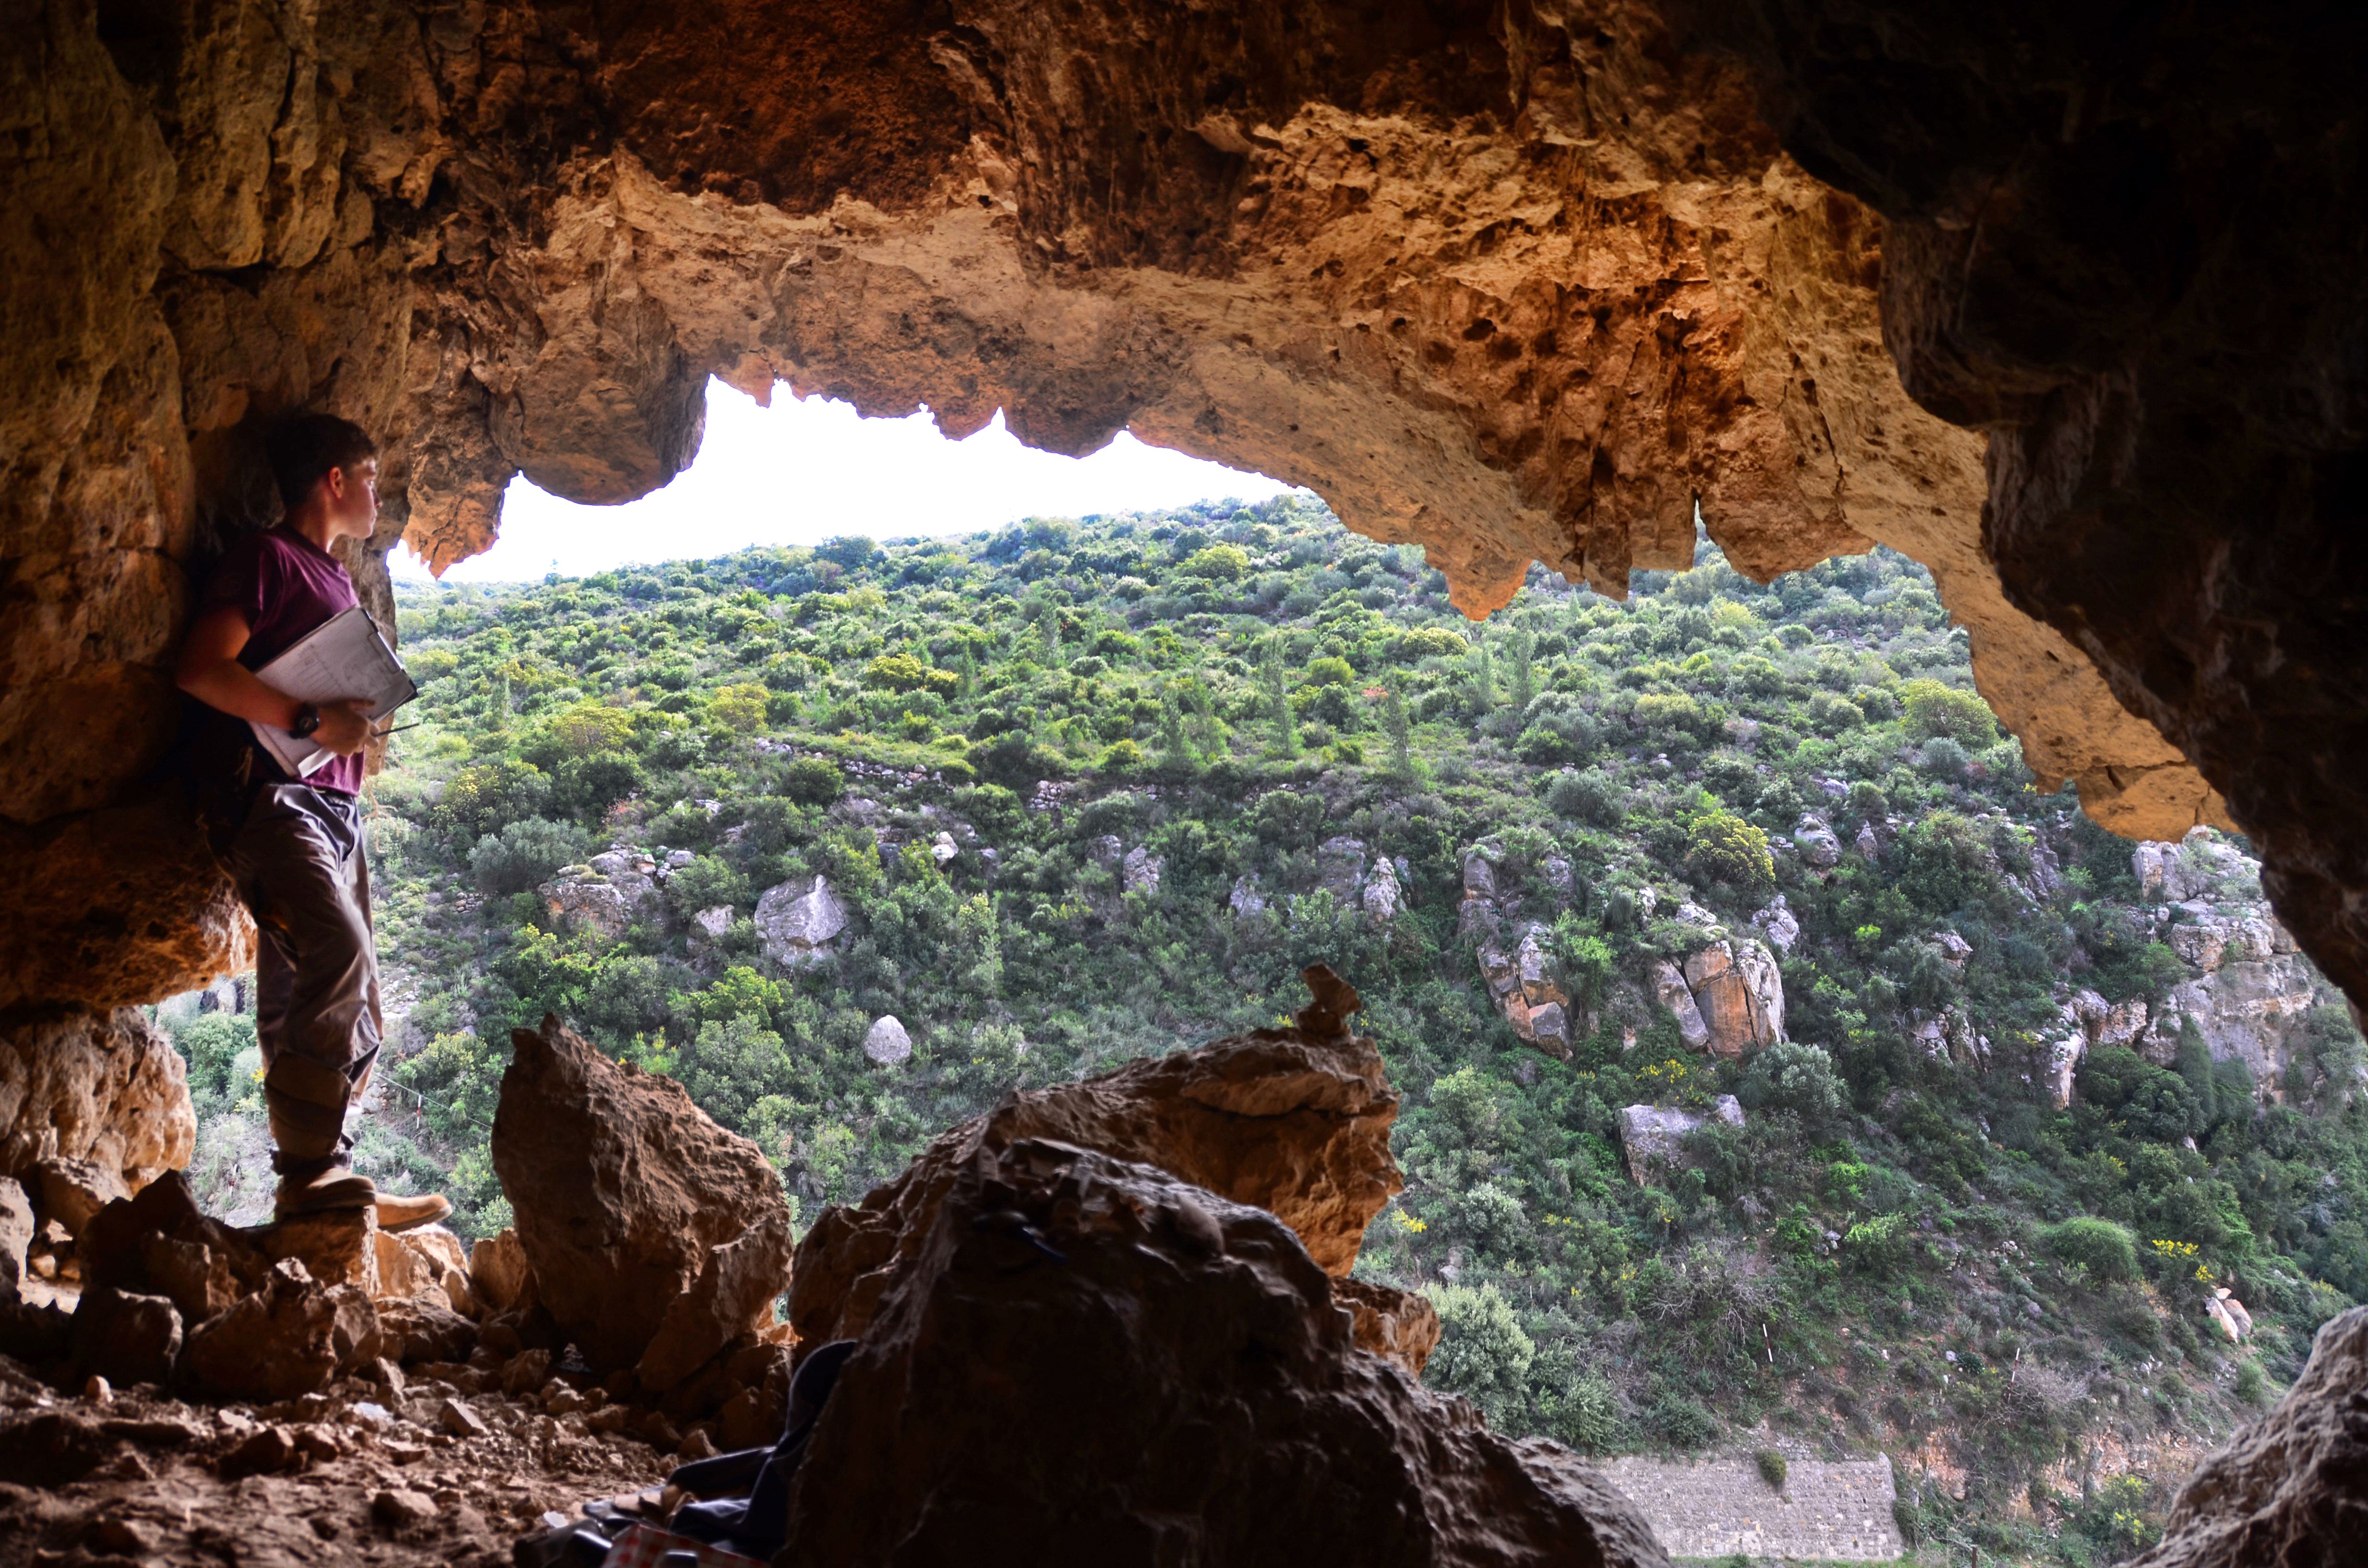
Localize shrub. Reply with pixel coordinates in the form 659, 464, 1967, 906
1917, 735, 1971, 777
781, 755, 845, 805
2044, 1217, 2141, 1283
1421, 1283, 1535, 1426
863, 653, 959, 695
1304, 655, 1355, 687
1645, 1392, 1720, 1450
469, 816, 590, 895
172, 1012, 257, 1103
1179, 544, 1251, 580
1684, 810, 1773, 896
1548, 767, 1623, 824
1756, 1449, 1788, 1491
1394, 625, 1468, 662
1740, 1042, 1846, 1125
1901, 677, 1997, 746
2234, 1359, 2269, 1406
708, 682, 771, 733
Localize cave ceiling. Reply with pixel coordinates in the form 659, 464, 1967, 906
3, 0, 2360, 1012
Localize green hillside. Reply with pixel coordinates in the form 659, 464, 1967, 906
161, 494, 2368, 1564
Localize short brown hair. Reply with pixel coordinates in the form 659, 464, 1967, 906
267, 414, 378, 512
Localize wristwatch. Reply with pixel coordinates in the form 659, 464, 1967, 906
289, 703, 321, 739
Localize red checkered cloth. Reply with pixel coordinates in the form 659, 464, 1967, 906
600, 1522, 766, 1568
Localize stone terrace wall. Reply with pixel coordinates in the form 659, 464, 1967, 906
1601, 1457, 1902, 1561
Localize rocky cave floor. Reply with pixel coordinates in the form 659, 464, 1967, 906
0, 1354, 677, 1568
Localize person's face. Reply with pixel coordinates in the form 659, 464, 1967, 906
323, 457, 380, 539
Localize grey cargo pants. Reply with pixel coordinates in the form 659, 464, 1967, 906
224, 783, 383, 1169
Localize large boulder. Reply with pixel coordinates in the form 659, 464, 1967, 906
1682, 940, 1785, 1059
777, 1137, 1666, 1568
2132, 1306, 2368, 1568
792, 967, 1402, 1354
1648, 961, 1712, 1052
0, 1178, 31, 1300
0, 1006, 195, 1191
863, 1015, 913, 1067
1618, 1098, 1746, 1186
183, 1258, 343, 1400
493, 1015, 793, 1375
752, 875, 849, 966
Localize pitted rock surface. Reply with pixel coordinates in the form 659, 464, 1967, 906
791, 969, 1403, 1354
779, 1136, 1666, 1568
491, 1016, 791, 1376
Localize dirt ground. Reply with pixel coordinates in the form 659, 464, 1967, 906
0, 1355, 676, 1567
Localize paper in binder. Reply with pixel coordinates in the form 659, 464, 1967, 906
247, 606, 418, 778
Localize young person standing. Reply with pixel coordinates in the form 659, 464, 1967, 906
176, 415, 449, 1230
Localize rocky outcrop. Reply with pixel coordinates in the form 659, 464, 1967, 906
0, 1007, 195, 1193
778, 1136, 1666, 1568
752, 875, 848, 966
537, 849, 662, 940
792, 968, 1402, 1354
1619, 1098, 1746, 1186
491, 1015, 792, 1377
1647, 939, 1784, 1059
1682, 941, 1784, 1059
1480, 924, 1572, 1057
2131, 1306, 2368, 1568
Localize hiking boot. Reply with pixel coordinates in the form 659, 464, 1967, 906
273, 1161, 376, 1219
376, 1191, 454, 1233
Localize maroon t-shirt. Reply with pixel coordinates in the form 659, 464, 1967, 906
198, 525, 365, 795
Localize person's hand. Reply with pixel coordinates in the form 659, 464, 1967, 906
315, 698, 374, 757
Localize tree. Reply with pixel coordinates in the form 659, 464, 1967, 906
1466, 637, 1496, 717
1505, 628, 1535, 715
1382, 686, 1413, 777
1158, 690, 1191, 768
1421, 1282, 1535, 1426
1259, 640, 1298, 756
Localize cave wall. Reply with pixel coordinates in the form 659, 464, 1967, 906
1668, 0, 2368, 1000
7, 0, 2331, 1088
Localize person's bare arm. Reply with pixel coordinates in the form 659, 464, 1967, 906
176, 605, 373, 756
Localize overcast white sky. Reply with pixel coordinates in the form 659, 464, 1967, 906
394, 378, 1298, 583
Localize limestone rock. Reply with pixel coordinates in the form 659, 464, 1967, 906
1228, 875, 1268, 922
1751, 894, 1801, 955
1480, 924, 1574, 1059
0, 1007, 195, 1190
365, 1295, 476, 1367
1619, 1099, 1747, 1187
752, 875, 848, 966
1793, 814, 1843, 869
863, 1016, 913, 1067
1317, 836, 1368, 902
493, 1015, 794, 1372
1649, 961, 1713, 1052
33, 1156, 129, 1237
1461, 852, 1498, 902
2132, 1306, 2368, 1568
691, 905, 733, 940
184, 1259, 341, 1401
1682, 939, 1786, 1059
1853, 821, 1882, 860
468, 1228, 537, 1315
1360, 857, 1402, 924
1121, 844, 1163, 895
782, 1138, 1661, 1566
1333, 1275, 1441, 1378
537, 854, 661, 940
635, 1209, 796, 1392
0, 1178, 31, 1300
70, 1286, 181, 1387
257, 1207, 377, 1294
793, 968, 1401, 1349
